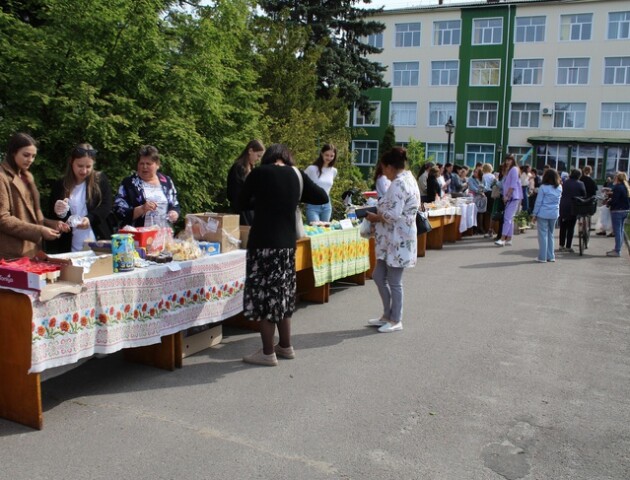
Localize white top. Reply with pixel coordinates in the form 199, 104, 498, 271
375, 175, 391, 199
304, 165, 337, 196
68, 182, 95, 251
142, 180, 169, 225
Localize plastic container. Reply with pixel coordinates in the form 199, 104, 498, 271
111, 234, 135, 272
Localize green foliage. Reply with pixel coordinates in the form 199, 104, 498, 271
379, 124, 396, 157
406, 138, 426, 178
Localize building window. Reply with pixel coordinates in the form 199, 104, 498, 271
536, 144, 569, 172
604, 57, 630, 85
472, 18, 503, 45
390, 102, 417, 127
465, 144, 495, 168
433, 20, 461, 45
468, 102, 498, 128
393, 62, 420, 87
510, 103, 540, 128
366, 33, 383, 49
608, 11, 630, 40
426, 144, 453, 164
557, 58, 589, 85
507, 146, 534, 166
352, 140, 379, 166
601, 103, 630, 130
515, 16, 546, 43
560, 13, 592, 41
430, 60, 459, 86
606, 146, 630, 177
470, 60, 500, 86
554, 103, 586, 129
429, 102, 456, 127
512, 59, 543, 85
570, 145, 605, 176
395, 23, 421, 47
353, 102, 381, 127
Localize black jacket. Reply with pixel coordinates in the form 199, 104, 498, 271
559, 178, 586, 219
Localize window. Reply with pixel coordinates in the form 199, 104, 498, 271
601, 103, 630, 130
468, 102, 498, 128
433, 20, 461, 45
606, 146, 630, 177
431, 60, 458, 86
604, 57, 630, 85
554, 103, 586, 129
470, 60, 500, 86
535, 144, 569, 172
429, 102, 456, 127
512, 59, 543, 85
510, 103, 540, 128
507, 146, 533, 166
472, 18, 503, 45
366, 33, 383, 49
426, 144, 453, 164
353, 102, 381, 127
560, 13, 592, 41
395, 23, 421, 47
465, 144, 495, 167
608, 11, 630, 39
570, 145, 605, 175
393, 62, 420, 87
557, 58, 589, 85
390, 102, 417, 127
352, 140, 379, 166
515, 16, 545, 43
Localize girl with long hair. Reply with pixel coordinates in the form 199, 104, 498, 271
227, 139, 265, 226
304, 144, 337, 223
606, 171, 630, 257
495, 154, 522, 247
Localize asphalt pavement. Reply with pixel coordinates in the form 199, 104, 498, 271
1, 226, 629, 480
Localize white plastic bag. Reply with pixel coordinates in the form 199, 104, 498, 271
359, 218, 372, 239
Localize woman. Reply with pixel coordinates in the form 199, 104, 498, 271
365, 147, 420, 333
558, 169, 586, 253
520, 164, 531, 212
531, 168, 562, 263
373, 161, 391, 199
239, 144, 328, 366
449, 165, 468, 196
113, 145, 180, 228
0, 132, 69, 259
226, 139, 265, 226
417, 161, 434, 203
606, 172, 630, 257
482, 163, 496, 237
426, 165, 442, 203
495, 155, 522, 247
48, 144, 114, 252
304, 144, 337, 223
468, 166, 486, 235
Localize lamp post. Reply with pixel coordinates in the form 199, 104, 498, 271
444, 116, 455, 164
497, 144, 503, 168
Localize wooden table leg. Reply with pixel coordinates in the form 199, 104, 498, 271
296, 268, 329, 303
444, 217, 460, 243
426, 225, 444, 249
0, 291, 43, 430
123, 334, 176, 371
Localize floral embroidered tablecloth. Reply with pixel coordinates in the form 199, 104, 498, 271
27, 250, 246, 374
308, 227, 370, 287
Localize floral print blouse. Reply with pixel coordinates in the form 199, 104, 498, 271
374, 170, 421, 268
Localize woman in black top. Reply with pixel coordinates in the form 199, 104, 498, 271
226, 139, 265, 225
425, 165, 441, 203
239, 144, 328, 366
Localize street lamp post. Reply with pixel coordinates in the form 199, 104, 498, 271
445, 116, 455, 164
497, 144, 503, 168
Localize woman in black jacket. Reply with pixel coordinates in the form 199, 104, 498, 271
558, 169, 586, 253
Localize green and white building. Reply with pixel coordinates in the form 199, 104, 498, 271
351, 0, 630, 180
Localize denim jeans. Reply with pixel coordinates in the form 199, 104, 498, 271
521, 186, 529, 212
536, 217, 557, 261
305, 202, 332, 223
610, 210, 629, 253
372, 260, 405, 323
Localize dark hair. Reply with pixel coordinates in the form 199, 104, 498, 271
235, 139, 265, 170
541, 168, 560, 187
260, 143, 295, 166
63, 143, 102, 206
5, 132, 37, 171
313, 143, 337, 176
379, 147, 407, 170
373, 161, 385, 184
521, 164, 530, 174
569, 168, 582, 180
137, 145, 160, 163
418, 161, 434, 179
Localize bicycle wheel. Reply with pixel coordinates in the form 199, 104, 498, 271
578, 218, 584, 256
584, 217, 590, 250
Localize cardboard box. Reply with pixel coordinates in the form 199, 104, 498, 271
239, 226, 250, 249
182, 324, 222, 358
187, 213, 240, 253
47, 251, 114, 279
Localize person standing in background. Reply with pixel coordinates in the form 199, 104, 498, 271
373, 161, 391, 199
531, 168, 562, 263
304, 144, 337, 223
227, 139, 265, 226
557, 169, 586, 253
520, 164, 531, 213
606, 172, 630, 257
417, 161, 434, 203
495, 155, 522, 247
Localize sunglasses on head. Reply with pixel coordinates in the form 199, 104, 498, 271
73, 147, 97, 158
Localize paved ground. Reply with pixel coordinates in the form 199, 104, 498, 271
1, 227, 629, 480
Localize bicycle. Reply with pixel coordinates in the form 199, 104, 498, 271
572, 196, 598, 256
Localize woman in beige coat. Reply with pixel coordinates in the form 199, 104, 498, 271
0, 133, 69, 259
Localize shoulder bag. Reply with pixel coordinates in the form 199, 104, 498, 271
292, 166, 306, 239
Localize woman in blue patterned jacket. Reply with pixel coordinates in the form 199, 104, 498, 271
113, 145, 180, 228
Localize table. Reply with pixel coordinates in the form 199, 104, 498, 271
0, 250, 246, 429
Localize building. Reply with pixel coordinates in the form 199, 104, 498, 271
351, 0, 630, 180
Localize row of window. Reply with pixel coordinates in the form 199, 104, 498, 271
391, 57, 630, 87
355, 101, 630, 130
368, 11, 630, 48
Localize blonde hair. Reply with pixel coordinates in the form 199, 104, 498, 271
616, 172, 630, 197
481, 163, 493, 174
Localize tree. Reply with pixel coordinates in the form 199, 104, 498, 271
379, 124, 396, 157
406, 138, 426, 178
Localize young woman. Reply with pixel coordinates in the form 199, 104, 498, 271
495, 155, 522, 247
373, 161, 391, 199
467, 166, 487, 235
531, 168, 562, 263
426, 165, 442, 203
606, 172, 630, 257
0, 133, 69, 258
48, 144, 114, 252
226, 139, 265, 226
303, 144, 337, 223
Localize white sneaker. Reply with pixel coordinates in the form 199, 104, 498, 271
367, 317, 388, 327
505, 240, 512, 246
494, 239, 505, 247
378, 321, 403, 333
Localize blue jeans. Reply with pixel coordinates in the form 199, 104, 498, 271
372, 260, 405, 323
536, 217, 557, 261
521, 186, 529, 212
610, 211, 628, 253
305, 202, 332, 223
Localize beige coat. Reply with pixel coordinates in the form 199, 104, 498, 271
0, 160, 54, 259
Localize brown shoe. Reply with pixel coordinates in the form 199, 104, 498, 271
274, 344, 295, 359
243, 349, 278, 366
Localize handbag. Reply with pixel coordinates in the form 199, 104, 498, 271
292, 166, 306, 239
491, 184, 501, 199
474, 194, 488, 213
416, 210, 432, 235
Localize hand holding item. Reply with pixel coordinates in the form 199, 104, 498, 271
73, 217, 90, 229
167, 210, 179, 223
56, 220, 71, 233
41, 226, 61, 241
143, 201, 157, 214
54, 198, 70, 217
366, 211, 380, 223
